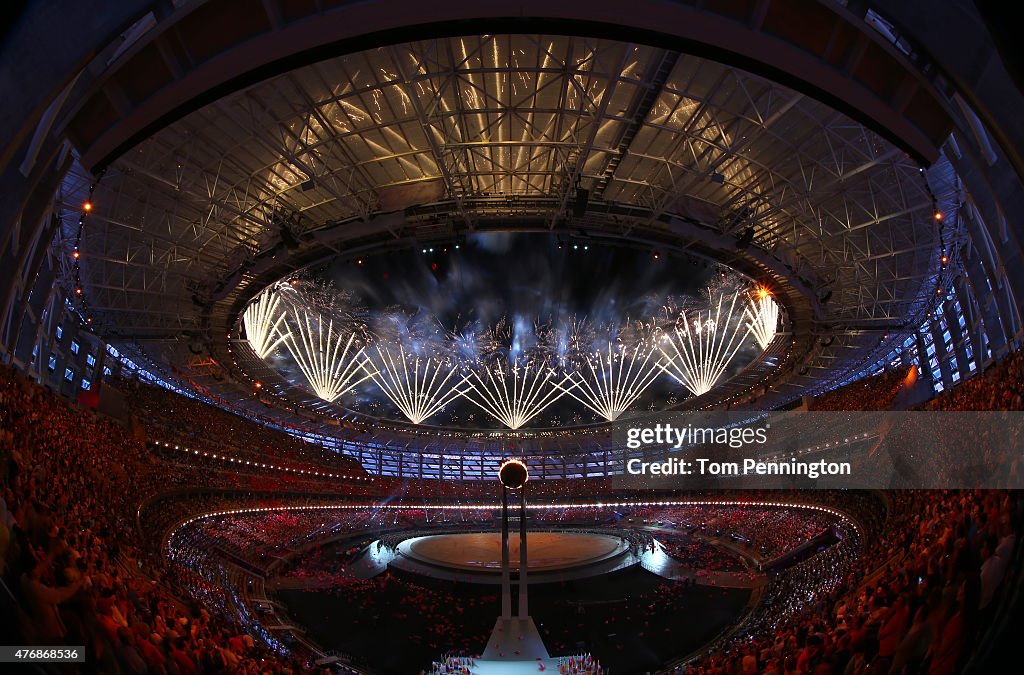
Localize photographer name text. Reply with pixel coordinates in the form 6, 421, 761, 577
626, 457, 852, 479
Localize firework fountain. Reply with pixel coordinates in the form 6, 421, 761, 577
745, 288, 779, 349
364, 345, 468, 424
242, 290, 290, 358
558, 341, 664, 421
658, 291, 751, 396
460, 358, 577, 429
250, 259, 778, 423
284, 311, 376, 403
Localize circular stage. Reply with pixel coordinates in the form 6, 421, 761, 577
397, 531, 626, 574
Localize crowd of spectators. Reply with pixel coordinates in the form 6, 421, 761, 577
3, 340, 1024, 675
807, 348, 1024, 414
808, 368, 910, 412
658, 533, 747, 572
0, 363, 328, 672
641, 505, 837, 561
277, 540, 372, 589
191, 509, 377, 572
158, 497, 855, 671
923, 348, 1024, 411
328, 572, 499, 656
121, 379, 369, 478
377, 476, 615, 502
147, 441, 379, 494
678, 490, 1021, 674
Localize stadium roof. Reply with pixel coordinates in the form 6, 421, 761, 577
54, 31, 959, 424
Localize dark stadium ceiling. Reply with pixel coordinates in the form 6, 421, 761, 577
53, 33, 959, 415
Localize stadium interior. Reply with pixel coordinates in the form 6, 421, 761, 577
1, 2, 1023, 674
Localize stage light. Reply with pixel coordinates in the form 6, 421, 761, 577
941, 254, 949, 265
72, 249, 80, 259
934, 211, 943, 221
83, 201, 93, 212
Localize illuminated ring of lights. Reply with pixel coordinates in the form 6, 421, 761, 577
160, 498, 863, 557
161, 499, 863, 569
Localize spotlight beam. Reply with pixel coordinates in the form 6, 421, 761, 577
366, 345, 468, 424
658, 292, 751, 396
284, 312, 376, 403
243, 291, 290, 359
460, 359, 577, 430
557, 343, 663, 421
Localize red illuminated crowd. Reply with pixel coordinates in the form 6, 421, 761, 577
922, 348, 1024, 411
0, 364, 336, 673
808, 368, 910, 412
650, 505, 837, 561
679, 490, 1019, 674
122, 378, 370, 479
0, 340, 1021, 674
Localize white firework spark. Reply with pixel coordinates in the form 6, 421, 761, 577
277, 278, 371, 343
365, 345, 468, 424
242, 291, 290, 358
658, 292, 751, 396
284, 311, 376, 403
460, 359, 577, 429
745, 289, 779, 349
559, 343, 664, 421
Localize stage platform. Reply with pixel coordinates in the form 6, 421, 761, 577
482, 617, 550, 660
391, 530, 635, 584
429, 618, 601, 674
402, 531, 622, 571
470, 661, 562, 674
436, 658, 567, 674
639, 529, 768, 589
